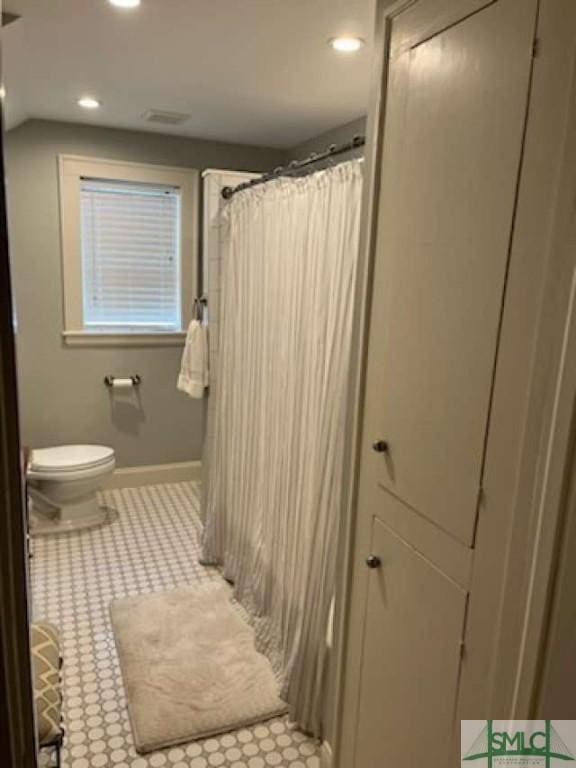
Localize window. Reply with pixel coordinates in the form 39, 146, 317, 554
59, 156, 198, 346
81, 179, 181, 332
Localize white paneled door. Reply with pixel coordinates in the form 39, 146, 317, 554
355, 516, 468, 767
345, 0, 539, 766
363, 0, 538, 545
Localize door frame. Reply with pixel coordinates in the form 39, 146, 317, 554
332, 0, 576, 765
499, 34, 576, 712
0, 27, 37, 767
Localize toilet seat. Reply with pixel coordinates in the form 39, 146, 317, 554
30, 445, 115, 475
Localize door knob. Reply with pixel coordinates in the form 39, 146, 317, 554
372, 439, 388, 453
366, 555, 382, 569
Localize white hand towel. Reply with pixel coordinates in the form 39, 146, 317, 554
177, 320, 209, 399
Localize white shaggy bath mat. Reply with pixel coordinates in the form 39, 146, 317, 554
110, 583, 287, 754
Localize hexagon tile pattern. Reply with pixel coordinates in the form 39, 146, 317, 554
31, 481, 320, 768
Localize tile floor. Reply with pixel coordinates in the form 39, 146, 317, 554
31, 481, 320, 768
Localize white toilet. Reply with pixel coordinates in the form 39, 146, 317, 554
28, 445, 116, 535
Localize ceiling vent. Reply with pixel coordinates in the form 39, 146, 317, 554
142, 109, 190, 126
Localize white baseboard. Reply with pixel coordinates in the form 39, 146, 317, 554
104, 460, 201, 489
320, 741, 333, 768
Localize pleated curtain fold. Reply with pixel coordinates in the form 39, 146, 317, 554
202, 159, 363, 736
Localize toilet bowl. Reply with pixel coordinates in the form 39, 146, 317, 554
28, 445, 116, 535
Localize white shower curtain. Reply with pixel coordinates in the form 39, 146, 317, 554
202, 159, 363, 736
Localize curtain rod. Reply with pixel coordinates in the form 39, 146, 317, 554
221, 134, 366, 200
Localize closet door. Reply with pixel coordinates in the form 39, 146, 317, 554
342, 1, 539, 765
355, 516, 468, 767
364, 0, 538, 545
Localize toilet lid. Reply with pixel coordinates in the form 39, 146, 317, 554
31, 445, 115, 473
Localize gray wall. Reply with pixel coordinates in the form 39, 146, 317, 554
5, 119, 284, 467
287, 116, 366, 165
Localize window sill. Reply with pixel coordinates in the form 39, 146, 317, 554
62, 331, 186, 348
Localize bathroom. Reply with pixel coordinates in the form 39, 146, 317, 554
3, 1, 369, 766
3, 1, 576, 768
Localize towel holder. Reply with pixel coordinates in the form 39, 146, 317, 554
194, 295, 208, 321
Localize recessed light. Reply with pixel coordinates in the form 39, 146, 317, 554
78, 96, 101, 110
109, 0, 141, 8
329, 36, 365, 53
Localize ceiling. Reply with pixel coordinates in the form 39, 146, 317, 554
2, 0, 374, 149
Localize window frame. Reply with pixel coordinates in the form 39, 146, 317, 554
59, 155, 198, 347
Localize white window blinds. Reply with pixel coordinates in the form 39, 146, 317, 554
80, 178, 182, 331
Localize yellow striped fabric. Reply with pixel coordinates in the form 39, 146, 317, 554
31, 622, 62, 745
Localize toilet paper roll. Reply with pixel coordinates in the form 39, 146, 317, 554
111, 378, 135, 389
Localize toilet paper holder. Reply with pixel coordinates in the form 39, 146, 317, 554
104, 375, 142, 388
